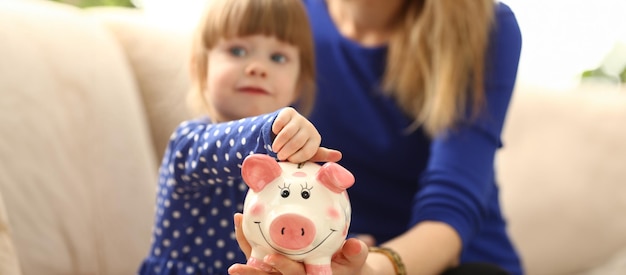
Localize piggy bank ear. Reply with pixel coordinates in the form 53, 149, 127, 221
316, 162, 355, 193
242, 154, 282, 192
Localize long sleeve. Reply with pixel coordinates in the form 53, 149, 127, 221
160, 110, 280, 192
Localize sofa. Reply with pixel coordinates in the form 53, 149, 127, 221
1, 1, 625, 274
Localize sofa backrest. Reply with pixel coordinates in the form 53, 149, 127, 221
498, 85, 626, 275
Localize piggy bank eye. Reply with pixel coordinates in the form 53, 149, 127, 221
300, 183, 312, 199
279, 183, 291, 198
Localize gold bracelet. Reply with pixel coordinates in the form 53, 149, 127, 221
368, 246, 407, 275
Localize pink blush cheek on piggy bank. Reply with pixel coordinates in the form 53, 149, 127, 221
241, 154, 354, 275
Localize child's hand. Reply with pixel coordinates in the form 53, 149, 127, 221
271, 107, 341, 163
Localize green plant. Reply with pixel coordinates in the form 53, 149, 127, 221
50, 0, 135, 8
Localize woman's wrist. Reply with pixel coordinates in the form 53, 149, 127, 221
367, 246, 407, 275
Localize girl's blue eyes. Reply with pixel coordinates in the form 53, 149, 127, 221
228, 46, 288, 63
229, 46, 246, 57
271, 53, 287, 63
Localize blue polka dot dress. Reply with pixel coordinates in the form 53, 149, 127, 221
138, 110, 281, 275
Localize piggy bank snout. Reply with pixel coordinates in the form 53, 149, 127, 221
269, 213, 316, 250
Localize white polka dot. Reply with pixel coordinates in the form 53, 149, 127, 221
180, 127, 190, 135
212, 154, 218, 162
211, 168, 218, 175
164, 200, 171, 207
224, 167, 231, 173
171, 250, 178, 258
230, 139, 235, 147
223, 199, 232, 207
186, 266, 195, 274
162, 239, 171, 247
217, 239, 225, 248
213, 129, 220, 136
191, 256, 199, 263
204, 249, 212, 257
186, 227, 194, 235
214, 260, 223, 269
172, 211, 181, 219
238, 125, 244, 133
195, 237, 203, 245
167, 179, 176, 187
220, 219, 228, 228
167, 261, 173, 268
176, 151, 183, 158
211, 208, 219, 216
203, 197, 211, 204
215, 188, 222, 195
241, 137, 247, 145
162, 219, 170, 228
227, 251, 235, 260
207, 228, 215, 236
191, 208, 199, 216
199, 217, 206, 224
251, 125, 257, 132
173, 230, 180, 238
154, 247, 161, 256
200, 156, 206, 162
202, 168, 210, 174
183, 246, 190, 253
184, 202, 191, 209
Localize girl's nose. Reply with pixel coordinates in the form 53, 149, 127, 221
245, 63, 267, 78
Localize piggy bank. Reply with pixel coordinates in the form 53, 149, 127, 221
241, 154, 354, 275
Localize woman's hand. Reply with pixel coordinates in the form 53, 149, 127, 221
272, 107, 341, 163
228, 213, 369, 275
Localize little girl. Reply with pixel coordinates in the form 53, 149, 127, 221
138, 0, 340, 274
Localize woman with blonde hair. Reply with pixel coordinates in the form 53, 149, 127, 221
229, 0, 523, 274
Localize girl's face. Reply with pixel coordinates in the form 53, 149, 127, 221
205, 35, 300, 122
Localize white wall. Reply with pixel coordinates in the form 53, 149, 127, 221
503, 0, 626, 89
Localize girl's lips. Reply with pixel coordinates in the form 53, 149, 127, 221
238, 87, 269, 95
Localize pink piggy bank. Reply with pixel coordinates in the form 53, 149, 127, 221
241, 154, 354, 275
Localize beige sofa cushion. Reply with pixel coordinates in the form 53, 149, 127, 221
0, 1, 157, 274
88, 7, 193, 163
498, 85, 626, 275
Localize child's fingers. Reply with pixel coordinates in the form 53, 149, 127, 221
309, 148, 342, 163
271, 107, 296, 138
272, 122, 301, 158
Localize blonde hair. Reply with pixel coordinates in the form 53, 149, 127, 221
188, 0, 316, 117
385, 0, 495, 137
